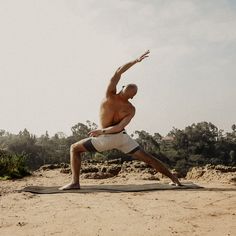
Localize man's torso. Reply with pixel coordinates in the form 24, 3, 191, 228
99, 95, 135, 128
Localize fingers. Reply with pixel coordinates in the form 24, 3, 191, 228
141, 55, 149, 60
141, 50, 150, 57
137, 50, 150, 62
88, 130, 100, 137
89, 132, 97, 137
138, 55, 149, 62
88, 130, 95, 136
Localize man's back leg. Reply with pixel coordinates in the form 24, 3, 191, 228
130, 149, 182, 186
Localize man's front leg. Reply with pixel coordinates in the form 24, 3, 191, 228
131, 149, 182, 186
59, 142, 87, 190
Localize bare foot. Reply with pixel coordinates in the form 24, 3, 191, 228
170, 175, 182, 186
169, 181, 182, 187
59, 182, 80, 190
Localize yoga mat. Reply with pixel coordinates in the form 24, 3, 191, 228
21, 182, 202, 194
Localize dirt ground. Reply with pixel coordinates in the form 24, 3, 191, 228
0, 168, 236, 236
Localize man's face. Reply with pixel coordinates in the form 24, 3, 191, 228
122, 84, 138, 99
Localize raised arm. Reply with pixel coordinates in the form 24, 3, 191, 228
106, 50, 150, 97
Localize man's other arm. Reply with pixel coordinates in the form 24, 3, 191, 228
88, 107, 135, 136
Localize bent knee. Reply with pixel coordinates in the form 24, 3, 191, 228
70, 144, 78, 153
70, 142, 86, 153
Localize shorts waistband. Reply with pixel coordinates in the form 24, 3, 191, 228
106, 129, 126, 134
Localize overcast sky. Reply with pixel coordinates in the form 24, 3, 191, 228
0, 0, 235, 137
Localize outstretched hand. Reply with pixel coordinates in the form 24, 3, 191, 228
136, 50, 150, 62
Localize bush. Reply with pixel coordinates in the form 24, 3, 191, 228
93, 153, 107, 162
0, 150, 31, 179
188, 154, 205, 165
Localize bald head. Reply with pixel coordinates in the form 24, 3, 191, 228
121, 83, 138, 99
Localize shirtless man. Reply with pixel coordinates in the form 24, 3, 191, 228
60, 50, 181, 190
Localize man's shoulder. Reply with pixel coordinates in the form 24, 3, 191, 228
127, 103, 136, 113
101, 95, 117, 107
104, 93, 120, 102
103, 94, 115, 100
128, 101, 135, 108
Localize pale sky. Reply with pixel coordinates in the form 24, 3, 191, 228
0, 0, 236, 137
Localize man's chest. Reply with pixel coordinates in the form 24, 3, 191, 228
101, 97, 134, 119
112, 103, 132, 119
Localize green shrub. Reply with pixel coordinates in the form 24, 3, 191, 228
93, 152, 107, 162
0, 150, 31, 179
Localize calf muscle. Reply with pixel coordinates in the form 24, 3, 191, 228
132, 150, 180, 184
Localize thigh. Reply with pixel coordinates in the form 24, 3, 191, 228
118, 133, 140, 154
131, 149, 153, 164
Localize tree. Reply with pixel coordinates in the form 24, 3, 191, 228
134, 130, 160, 153
0, 129, 5, 136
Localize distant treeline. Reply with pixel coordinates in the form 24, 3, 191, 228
0, 121, 236, 177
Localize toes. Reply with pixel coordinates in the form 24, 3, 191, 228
59, 183, 80, 190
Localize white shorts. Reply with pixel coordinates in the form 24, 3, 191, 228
83, 130, 140, 154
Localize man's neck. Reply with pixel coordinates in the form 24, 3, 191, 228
118, 92, 129, 102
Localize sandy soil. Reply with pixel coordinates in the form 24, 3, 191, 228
0, 169, 236, 236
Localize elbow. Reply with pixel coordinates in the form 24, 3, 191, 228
111, 73, 121, 82
116, 124, 125, 132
